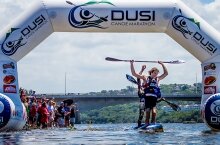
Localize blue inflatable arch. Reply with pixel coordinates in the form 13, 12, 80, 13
0, 0, 219, 131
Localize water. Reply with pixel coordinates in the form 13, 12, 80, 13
0, 123, 219, 145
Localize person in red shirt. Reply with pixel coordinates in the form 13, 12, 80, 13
39, 102, 49, 129
29, 102, 37, 127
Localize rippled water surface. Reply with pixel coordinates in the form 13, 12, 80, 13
0, 123, 219, 145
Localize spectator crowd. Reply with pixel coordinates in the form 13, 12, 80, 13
20, 89, 77, 129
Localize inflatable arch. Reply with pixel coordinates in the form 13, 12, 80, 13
0, 0, 219, 131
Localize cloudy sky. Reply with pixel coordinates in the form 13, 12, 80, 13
0, 0, 219, 94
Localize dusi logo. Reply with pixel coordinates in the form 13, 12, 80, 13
1, 14, 47, 56
210, 100, 220, 116
172, 9, 218, 55
205, 95, 220, 129
1, 28, 27, 56
21, 14, 47, 39
172, 9, 200, 39
67, 1, 113, 29
0, 96, 11, 128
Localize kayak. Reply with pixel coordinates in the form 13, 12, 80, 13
134, 123, 164, 133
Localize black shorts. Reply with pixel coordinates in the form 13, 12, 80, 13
145, 96, 157, 109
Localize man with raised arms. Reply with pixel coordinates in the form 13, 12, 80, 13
130, 60, 168, 127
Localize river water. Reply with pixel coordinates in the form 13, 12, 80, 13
0, 123, 219, 145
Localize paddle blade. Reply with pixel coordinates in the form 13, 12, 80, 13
66, 1, 74, 5
167, 101, 181, 111
105, 57, 122, 61
169, 60, 185, 64
126, 74, 138, 85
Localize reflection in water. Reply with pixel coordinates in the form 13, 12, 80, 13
0, 123, 219, 145
1, 133, 20, 145
202, 130, 218, 135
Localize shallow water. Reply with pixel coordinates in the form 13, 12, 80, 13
0, 123, 219, 145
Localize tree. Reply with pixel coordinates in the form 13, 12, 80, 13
101, 90, 107, 94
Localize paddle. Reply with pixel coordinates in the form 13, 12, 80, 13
126, 74, 138, 85
161, 98, 181, 111
126, 74, 181, 111
106, 57, 185, 64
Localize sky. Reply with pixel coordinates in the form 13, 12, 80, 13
0, 0, 219, 94
200, 0, 215, 3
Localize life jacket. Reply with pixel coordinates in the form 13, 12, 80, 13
143, 76, 161, 98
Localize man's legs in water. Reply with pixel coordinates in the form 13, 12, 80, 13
138, 98, 145, 127
145, 108, 151, 125
151, 107, 157, 124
